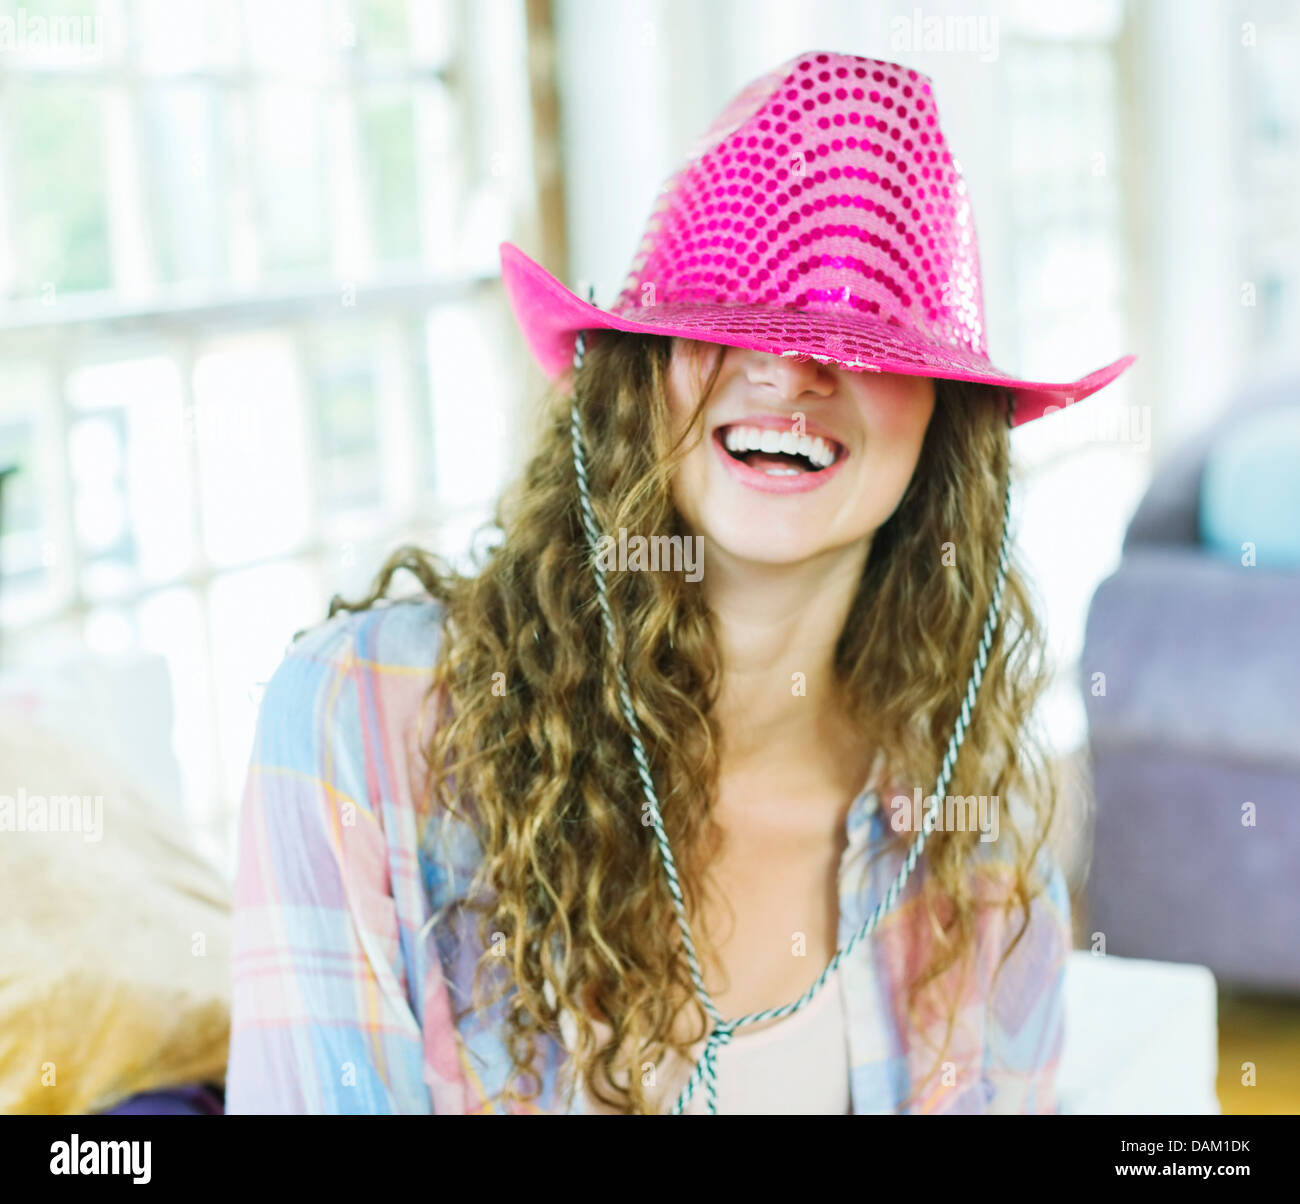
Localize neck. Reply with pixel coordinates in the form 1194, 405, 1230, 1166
703, 539, 874, 790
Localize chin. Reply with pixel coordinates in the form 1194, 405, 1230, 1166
697, 511, 863, 569
673, 466, 883, 570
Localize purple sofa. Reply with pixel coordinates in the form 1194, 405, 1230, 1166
1081, 377, 1300, 994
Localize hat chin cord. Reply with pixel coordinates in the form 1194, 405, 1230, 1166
566, 327, 1016, 1114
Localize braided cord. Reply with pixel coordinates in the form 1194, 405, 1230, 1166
567, 326, 1016, 1114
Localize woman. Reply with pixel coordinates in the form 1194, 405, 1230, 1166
226, 50, 1133, 1115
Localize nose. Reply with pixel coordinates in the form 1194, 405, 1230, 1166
743, 349, 836, 404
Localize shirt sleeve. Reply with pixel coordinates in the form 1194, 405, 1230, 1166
981, 850, 1072, 1114
225, 616, 433, 1114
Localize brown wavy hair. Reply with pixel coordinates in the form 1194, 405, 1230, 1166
328, 328, 1058, 1114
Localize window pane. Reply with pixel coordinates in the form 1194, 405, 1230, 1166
311, 327, 383, 514
434, 504, 500, 574
1005, 40, 1125, 388
1234, 2, 1300, 362
426, 291, 513, 509
68, 410, 133, 593
360, 89, 420, 262
207, 557, 323, 826
67, 355, 193, 596
0, 0, 104, 67
995, 13, 1137, 761
409, 0, 455, 65
413, 80, 459, 271
83, 602, 137, 655
458, 0, 528, 274
137, 585, 218, 828
141, 84, 226, 285
1010, 0, 1123, 40
0, 363, 47, 549
193, 335, 311, 566
0, 420, 37, 548
0, 362, 58, 623
8, 84, 111, 296
242, 0, 334, 75
252, 85, 329, 275
356, 0, 410, 56
134, 0, 241, 73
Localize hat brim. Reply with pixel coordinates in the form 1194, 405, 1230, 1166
500, 242, 1135, 427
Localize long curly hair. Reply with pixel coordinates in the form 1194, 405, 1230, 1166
327, 328, 1058, 1114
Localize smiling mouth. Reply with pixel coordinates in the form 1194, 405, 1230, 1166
715, 424, 845, 476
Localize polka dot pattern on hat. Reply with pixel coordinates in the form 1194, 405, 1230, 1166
611, 52, 985, 360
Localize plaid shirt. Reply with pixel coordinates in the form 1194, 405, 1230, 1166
227, 599, 1070, 1114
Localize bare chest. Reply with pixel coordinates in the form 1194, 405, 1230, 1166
686, 797, 849, 1024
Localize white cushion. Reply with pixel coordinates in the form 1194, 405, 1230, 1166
1059, 951, 1219, 1114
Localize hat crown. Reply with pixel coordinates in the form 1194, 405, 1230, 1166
611, 51, 986, 360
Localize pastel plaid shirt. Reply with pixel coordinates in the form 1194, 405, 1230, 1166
226, 598, 1071, 1114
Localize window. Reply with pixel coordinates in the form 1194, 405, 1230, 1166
1233, 0, 1300, 364
0, 0, 537, 870
996, 0, 1147, 757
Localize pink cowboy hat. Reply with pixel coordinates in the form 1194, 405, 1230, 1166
500, 50, 1134, 426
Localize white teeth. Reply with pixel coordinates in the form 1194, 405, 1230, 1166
721, 425, 840, 467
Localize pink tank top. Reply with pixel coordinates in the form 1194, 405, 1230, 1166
559, 965, 851, 1114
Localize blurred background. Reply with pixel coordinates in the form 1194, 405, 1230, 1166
0, 0, 1296, 1116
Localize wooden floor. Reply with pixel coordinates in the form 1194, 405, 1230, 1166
1216, 991, 1300, 1114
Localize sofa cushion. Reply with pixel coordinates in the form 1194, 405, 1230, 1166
1200, 407, 1300, 569
1083, 547, 1300, 767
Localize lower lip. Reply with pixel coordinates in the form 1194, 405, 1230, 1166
711, 430, 849, 494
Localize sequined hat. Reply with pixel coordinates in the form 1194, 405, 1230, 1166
501, 49, 1134, 425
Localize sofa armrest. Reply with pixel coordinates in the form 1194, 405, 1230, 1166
1082, 547, 1300, 768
